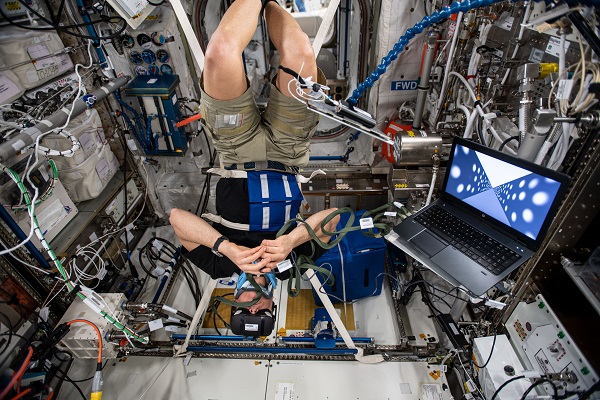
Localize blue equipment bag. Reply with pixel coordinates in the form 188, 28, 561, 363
246, 171, 304, 231
312, 210, 387, 305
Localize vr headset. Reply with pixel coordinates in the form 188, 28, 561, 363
229, 272, 277, 337
230, 306, 276, 337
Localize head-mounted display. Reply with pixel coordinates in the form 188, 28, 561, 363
229, 307, 276, 337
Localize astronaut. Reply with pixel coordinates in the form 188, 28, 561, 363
170, 0, 338, 315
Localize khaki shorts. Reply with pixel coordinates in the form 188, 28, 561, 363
199, 71, 325, 167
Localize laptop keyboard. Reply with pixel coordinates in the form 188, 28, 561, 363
414, 205, 521, 275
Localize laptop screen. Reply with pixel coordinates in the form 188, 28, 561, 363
444, 142, 564, 241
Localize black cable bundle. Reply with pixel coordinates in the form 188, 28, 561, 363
0, 0, 127, 40
138, 237, 201, 308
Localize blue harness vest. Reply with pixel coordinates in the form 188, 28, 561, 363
246, 170, 304, 232
202, 167, 325, 232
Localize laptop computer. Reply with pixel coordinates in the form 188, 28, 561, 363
385, 137, 570, 296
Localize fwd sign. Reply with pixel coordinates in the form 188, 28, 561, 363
391, 80, 418, 91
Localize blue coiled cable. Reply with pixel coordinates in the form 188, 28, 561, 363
346, 0, 600, 106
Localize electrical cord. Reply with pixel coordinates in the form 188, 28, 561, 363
65, 319, 103, 398
472, 330, 496, 369
491, 375, 528, 400
123, 153, 140, 280
0, 0, 127, 40
580, 380, 600, 400
499, 135, 520, 152
0, 333, 30, 370
0, 346, 33, 399
520, 378, 558, 400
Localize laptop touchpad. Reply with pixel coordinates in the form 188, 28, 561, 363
411, 231, 446, 256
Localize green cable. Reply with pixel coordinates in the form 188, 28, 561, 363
279, 202, 396, 299
208, 202, 399, 325
2, 164, 148, 344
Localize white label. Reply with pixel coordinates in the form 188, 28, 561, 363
245, 323, 259, 331
147, 78, 158, 84
421, 383, 443, 400
79, 133, 96, 156
384, 211, 397, 217
546, 36, 570, 58
165, 325, 179, 332
89, 232, 98, 242
153, 239, 163, 250
414, 183, 430, 188
39, 307, 49, 322
359, 217, 374, 229
27, 44, 54, 70
153, 266, 166, 276
162, 304, 177, 314
183, 354, 192, 366
148, 319, 164, 332
36, 198, 67, 234
556, 80, 574, 100
528, 48, 544, 63
126, 139, 138, 152
499, 16, 514, 31
274, 382, 295, 400
95, 157, 110, 181
12, 139, 26, 152
172, 94, 178, 105
335, 179, 343, 183
277, 259, 293, 273
466, 379, 478, 393
449, 322, 460, 335
126, 223, 134, 231
39, 165, 49, 182
0, 73, 23, 103
485, 299, 507, 309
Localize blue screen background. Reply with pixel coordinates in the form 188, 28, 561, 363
445, 145, 561, 240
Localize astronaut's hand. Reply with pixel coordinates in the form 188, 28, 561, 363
221, 242, 271, 274
261, 235, 294, 269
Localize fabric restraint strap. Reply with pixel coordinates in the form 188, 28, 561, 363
208, 167, 325, 183
202, 213, 250, 231
312, 0, 341, 56
169, 0, 205, 73
175, 278, 218, 357
308, 272, 383, 363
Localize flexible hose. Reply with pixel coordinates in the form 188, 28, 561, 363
0, 347, 33, 399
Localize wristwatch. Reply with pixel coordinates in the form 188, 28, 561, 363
211, 236, 228, 257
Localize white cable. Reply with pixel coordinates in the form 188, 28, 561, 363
1, 39, 95, 256
76, 162, 149, 254
500, 1, 532, 85
437, 12, 464, 111
0, 237, 51, 275
425, 168, 437, 206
